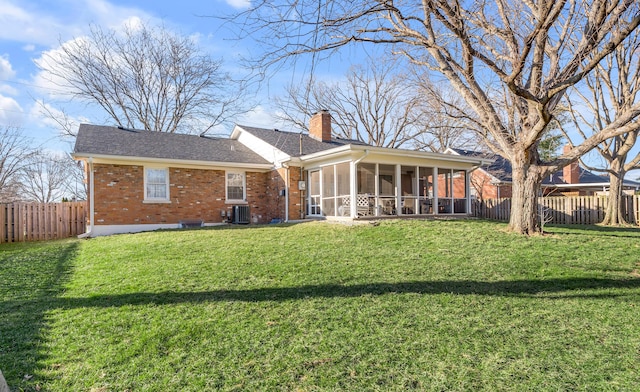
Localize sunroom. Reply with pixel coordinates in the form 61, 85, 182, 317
301, 145, 488, 219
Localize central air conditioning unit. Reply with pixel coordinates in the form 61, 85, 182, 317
232, 205, 250, 224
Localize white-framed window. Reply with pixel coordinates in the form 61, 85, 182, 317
144, 167, 170, 202
226, 171, 246, 201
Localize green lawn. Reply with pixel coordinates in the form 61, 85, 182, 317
1, 219, 639, 391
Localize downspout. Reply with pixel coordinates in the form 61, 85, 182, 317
354, 149, 369, 166
299, 132, 305, 219
78, 157, 94, 238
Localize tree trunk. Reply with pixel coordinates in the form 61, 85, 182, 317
602, 161, 628, 225
508, 151, 544, 235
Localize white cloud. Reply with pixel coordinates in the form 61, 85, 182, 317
225, 0, 251, 9
0, 85, 18, 96
31, 37, 92, 99
0, 94, 24, 125
28, 99, 89, 136
236, 105, 277, 127
0, 0, 154, 47
0, 54, 16, 79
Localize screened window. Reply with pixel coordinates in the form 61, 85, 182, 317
226, 172, 245, 201
379, 165, 396, 196
145, 168, 169, 200
357, 163, 375, 194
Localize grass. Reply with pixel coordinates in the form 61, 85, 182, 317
1, 219, 639, 391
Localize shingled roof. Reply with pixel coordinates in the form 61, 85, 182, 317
449, 148, 513, 182
236, 125, 369, 157
450, 148, 640, 187
74, 124, 270, 165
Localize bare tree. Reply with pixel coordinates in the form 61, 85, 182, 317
275, 57, 423, 148
411, 81, 483, 152
60, 159, 87, 201
566, 28, 640, 225
0, 126, 36, 202
18, 152, 76, 203
36, 22, 250, 136
229, 1, 640, 234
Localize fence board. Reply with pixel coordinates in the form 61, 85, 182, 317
0, 202, 87, 243
474, 195, 640, 226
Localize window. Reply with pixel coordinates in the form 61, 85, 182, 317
145, 167, 169, 201
226, 171, 245, 201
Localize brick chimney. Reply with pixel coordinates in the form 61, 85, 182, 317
562, 144, 580, 184
309, 110, 332, 142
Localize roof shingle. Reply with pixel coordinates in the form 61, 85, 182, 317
74, 124, 270, 165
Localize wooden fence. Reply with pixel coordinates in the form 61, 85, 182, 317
472, 195, 640, 225
0, 202, 87, 243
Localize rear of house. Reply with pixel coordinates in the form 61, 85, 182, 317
73, 112, 488, 236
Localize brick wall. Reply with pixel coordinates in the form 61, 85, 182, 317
469, 170, 512, 200
261, 166, 306, 222
91, 164, 273, 225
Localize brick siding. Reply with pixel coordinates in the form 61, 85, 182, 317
90, 163, 305, 226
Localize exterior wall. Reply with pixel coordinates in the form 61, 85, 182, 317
287, 167, 305, 220
262, 167, 305, 221
91, 163, 272, 226
469, 170, 512, 200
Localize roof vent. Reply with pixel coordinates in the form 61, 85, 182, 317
117, 126, 138, 133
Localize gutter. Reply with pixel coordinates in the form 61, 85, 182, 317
78, 157, 94, 238
353, 149, 369, 165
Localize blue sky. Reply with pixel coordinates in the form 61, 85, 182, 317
0, 0, 350, 153
1, 1, 637, 178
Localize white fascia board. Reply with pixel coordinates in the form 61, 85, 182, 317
543, 182, 611, 189
232, 125, 291, 166
300, 144, 491, 167
71, 153, 274, 172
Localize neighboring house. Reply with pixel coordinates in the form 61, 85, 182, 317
447, 147, 640, 199
72, 111, 489, 236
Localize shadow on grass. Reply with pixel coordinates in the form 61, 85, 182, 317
0, 241, 79, 391
14, 277, 637, 311
548, 224, 640, 238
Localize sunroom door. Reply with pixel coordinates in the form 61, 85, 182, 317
308, 170, 321, 216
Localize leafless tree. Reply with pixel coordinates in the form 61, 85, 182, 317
36, 22, 250, 136
18, 152, 77, 203
61, 159, 87, 201
565, 28, 640, 225
275, 58, 423, 148
411, 80, 483, 152
0, 126, 36, 202
229, 1, 640, 234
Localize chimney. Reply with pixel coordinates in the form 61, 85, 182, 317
309, 110, 332, 142
562, 144, 580, 184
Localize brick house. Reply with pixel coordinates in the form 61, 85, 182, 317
446, 147, 640, 200
73, 111, 489, 236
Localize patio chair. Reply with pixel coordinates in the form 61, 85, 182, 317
338, 195, 351, 216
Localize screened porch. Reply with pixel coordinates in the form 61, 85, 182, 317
307, 161, 470, 218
